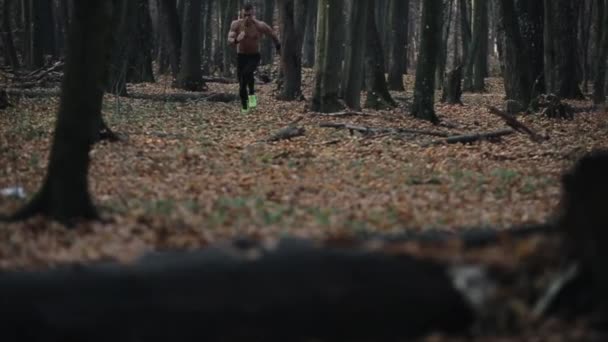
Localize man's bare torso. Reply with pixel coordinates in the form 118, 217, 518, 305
231, 18, 269, 54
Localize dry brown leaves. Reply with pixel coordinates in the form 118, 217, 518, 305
1, 74, 608, 270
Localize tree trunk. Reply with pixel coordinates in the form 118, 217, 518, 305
201, 0, 214, 74
302, 0, 317, 67
159, 0, 182, 78
411, 0, 442, 124
441, 65, 463, 104
1, 0, 20, 68
593, 0, 608, 105
544, 0, 584, 99
176, 0, 205, 91
468, 0, 487, 92
28, 0, 44, 68
342, 0, 368, 110
260, 0, 275, 65
364, 0, 396, 110
277, 0, 306, 100
10, 0, 113, 224
515, 0, 544, 95
459, 0, 471, 72
127, 0, 155, 83
107, 0, 130, 95
387, 0, 408, 91
310, 0, 344, 113
36, 0, 56, 58
436, 0, 453, 91
497, 0, 532, 107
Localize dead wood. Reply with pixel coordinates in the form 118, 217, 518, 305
319, 122, 450, 137
487, 106, 547, 142
422, 129, 515, 146
309, 111, 372, 117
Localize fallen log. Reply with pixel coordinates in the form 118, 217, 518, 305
309, 111, 372, 117
422, 129, 515, 146
0, 240, 474, 341
127, 92, 238, 103
319, 122, 451, 137
4, 88, 238, 103
487, 106, 547, 142
262, 117, 306, 142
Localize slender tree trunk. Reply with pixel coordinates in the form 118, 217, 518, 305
261, 0, 275, 65
515, 0, 544, 95
310, 0, 345, 113
302, 0, 317, 67
37, 0, 56, 58
219, 0, 237, 77
127, 0, 155, 83
277, 0, 306, 100
28, 0, 44, 67
159, 0, 182, 79
470, 0, 487, 91
593, 0, 608, 105
1, 0, 20, 68
11, 0, 113, 224
436, 0, 453, 90
459, 0, 471, 71
364, 0, 396, 110
387, 0, 408, 91
497, 0, 532, 106
544, 0, 584, 99
342, 0, 368, 110
202, 0, 214, 74
411, 0, 442, 124
177, 0, 205, 90
107, 0, 130, 95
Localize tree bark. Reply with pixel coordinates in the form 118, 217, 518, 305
159, 0, 182, 78
515, 0, 544, 95
127, 0, 155, 83
10, 0, 113, 224
342, 0, 368, 110
176, 0, 205, 91
436, 0, 453, 91
277, 0, 307, 100
387, 0, 408, 91
497, 0, 532, 106
411, 0, 442, 124
1, 0, 20, 68
364, 0, 396, 110
467, 0, 487, 92
260, 0, 276, 65
201, 0, 214, 74
544, 0, 584, 99
310, 0, 345, 113
593, 0, 608, 105
301, 0, 317, 67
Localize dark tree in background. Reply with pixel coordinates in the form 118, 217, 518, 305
544, 0, 584, 99
177, 0, 205, 91
260, 0, 276, 65
1, 0, 20, 69
515, 0, 544, 95
127, 0, 155, 84
463, 0, 487, 92
387, 0, 409, 91
364, 0, 396, 110
302, 0, 317, 67
342, 0, 368, 110
411, 0, 442, 124
11, 0, 114, 223
277, 0, 308, 100
159, 0, 182, 78
593, 0, 608, 105
310, 0, 344, 113
497, 0, 532, 106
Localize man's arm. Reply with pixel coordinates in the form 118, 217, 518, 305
227, 20, 240, 45
258, 21, 281, 50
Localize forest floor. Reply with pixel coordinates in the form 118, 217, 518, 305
1, 70, 607, 268
2, 70, 608, 340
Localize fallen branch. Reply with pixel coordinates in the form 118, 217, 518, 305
309, 111, 371, 117
487, 106, 547, 142
127, 92, 238, 103
319, 122, 450, 137
422, 129, 515, 147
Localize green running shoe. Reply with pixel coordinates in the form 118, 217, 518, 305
248, 95, 258, 109
240, 107, 249, 115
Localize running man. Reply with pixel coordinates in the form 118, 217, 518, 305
228, 3, 281, 114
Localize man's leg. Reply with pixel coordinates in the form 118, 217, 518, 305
247, 54, 261, 108
237, 54, 249, 113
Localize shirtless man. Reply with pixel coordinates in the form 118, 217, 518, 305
228, 3, 281, 114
